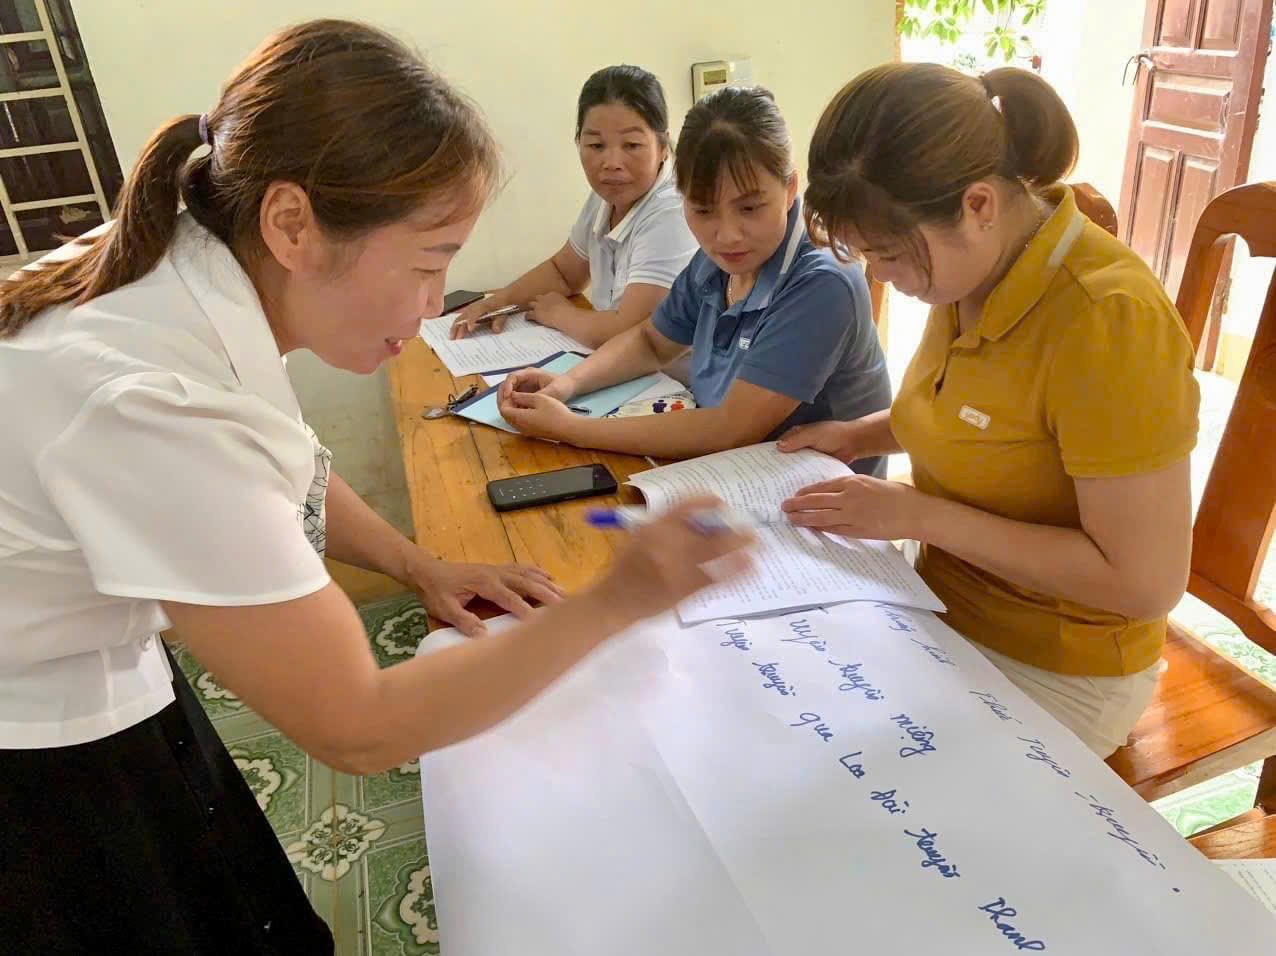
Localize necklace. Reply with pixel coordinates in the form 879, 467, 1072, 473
1018, 200, 1052, 259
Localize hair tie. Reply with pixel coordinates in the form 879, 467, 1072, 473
198, 113, 212, 148
980, 75, 1005, 117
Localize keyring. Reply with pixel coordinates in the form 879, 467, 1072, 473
422, 384, 480, 420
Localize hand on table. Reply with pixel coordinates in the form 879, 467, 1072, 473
408, 555, 565, 637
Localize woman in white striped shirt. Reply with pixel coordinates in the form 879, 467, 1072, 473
451, 65, 697, 348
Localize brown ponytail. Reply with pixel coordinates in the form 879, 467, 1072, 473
0, 19, 499, 340
805, 63, 1078, 270
981, 67, 1078, 189
0, 114, 202, 338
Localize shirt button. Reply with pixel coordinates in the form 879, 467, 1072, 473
140, 635, 154, 650
262, 920, 273, 934
206, 804, 216, 819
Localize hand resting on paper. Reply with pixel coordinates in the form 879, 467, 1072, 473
781, 474, 930, 542
407, 557, 565, 638
526, 291, 579, 333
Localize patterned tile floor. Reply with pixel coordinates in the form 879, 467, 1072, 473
171, 596, 437, 955
176, 374, 1273, 954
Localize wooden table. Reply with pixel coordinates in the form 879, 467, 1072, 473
387, 335, 651, 594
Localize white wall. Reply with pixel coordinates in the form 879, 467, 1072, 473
73, 0, 896, 535
1038, 0, 1145, 207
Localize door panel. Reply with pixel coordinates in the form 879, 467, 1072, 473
1119, 0, 1271, 315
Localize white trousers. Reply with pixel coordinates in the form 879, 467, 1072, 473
976, 644, 1165, 758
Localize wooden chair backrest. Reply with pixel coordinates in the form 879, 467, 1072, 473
1173, 182, 1276, 655
1072, 182, 1119, 237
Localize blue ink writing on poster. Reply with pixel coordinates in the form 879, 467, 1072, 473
1019, 737, 1071, 778
781, 617, 828, 653
1074, 792, 1166, 869
978, 898, 1048, 951
910, 638, 955, 666
753, 661, 796, 697
828, 659, 886, 701
790, 712, 834, 742
891, 713, 938, 758
716, 620, 750, 651
870, 788, 910, 816
875, 603, 918, 633
970, 690, 1023, 724
839, 752, 867, 779
904, 828, 961, 879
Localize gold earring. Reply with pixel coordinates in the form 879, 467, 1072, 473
980, 221, 994, 232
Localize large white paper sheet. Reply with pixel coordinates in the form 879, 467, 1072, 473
418, 606, 1274, 955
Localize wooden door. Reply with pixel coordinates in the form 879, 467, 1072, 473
1119, 0, 1272, 309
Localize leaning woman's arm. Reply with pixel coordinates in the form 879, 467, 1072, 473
162, 502, 752, 776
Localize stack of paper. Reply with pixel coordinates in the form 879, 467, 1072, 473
1216, 859, 1276, 914
626, 443, 945, 624
420, 311, 590, 377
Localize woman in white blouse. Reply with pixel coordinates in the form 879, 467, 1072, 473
450, 64, 698, 347
0, 22, 751, 954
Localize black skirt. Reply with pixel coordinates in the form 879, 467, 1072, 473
0, 646, 334, 954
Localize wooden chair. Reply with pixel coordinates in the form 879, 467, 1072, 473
1189, 811, 1276, 860
1102, 182, 1276, 850
1072, 183, 1118, 236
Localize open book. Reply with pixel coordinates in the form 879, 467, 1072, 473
627, 443, 945, 625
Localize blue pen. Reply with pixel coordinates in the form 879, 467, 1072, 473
586, 505, 760, 535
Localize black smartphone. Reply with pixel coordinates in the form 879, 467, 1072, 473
443, 289, 484, 313
487, 464, 618, 512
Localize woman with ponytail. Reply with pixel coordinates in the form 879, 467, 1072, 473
780, 64, 1200, 758
0, 21, 752, 952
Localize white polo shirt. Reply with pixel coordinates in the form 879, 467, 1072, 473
567, 165, 697, 311
0, 214, 331, 749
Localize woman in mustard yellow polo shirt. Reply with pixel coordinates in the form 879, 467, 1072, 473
779, 63, 1200, 758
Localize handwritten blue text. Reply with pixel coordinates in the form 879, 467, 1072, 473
904, 828, 961, 879
891, 713, 938, 758
828, 659, 886, 701
753, 661, 796, 697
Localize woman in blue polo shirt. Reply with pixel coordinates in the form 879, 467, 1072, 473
496, 86, 891, 473
451, 65, 697, 348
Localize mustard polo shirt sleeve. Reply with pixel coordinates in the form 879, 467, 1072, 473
36, 372, 331, 606
1045, 293, 1200, 479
